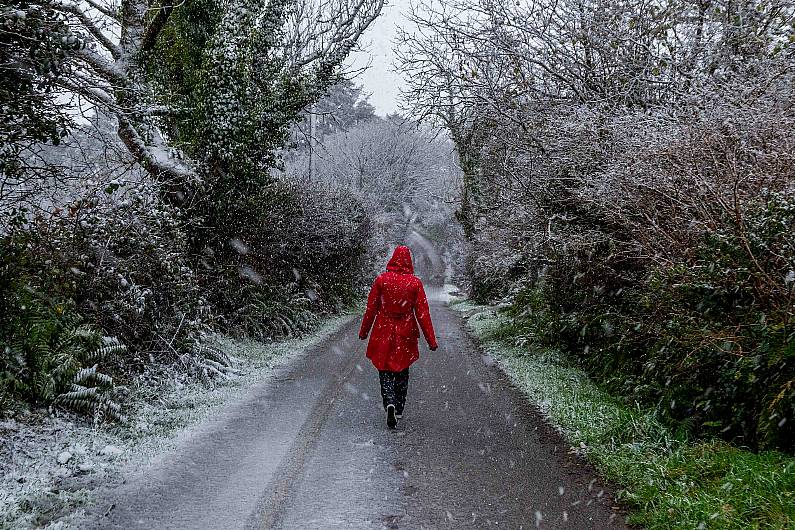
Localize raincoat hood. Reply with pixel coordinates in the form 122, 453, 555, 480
386, 246, 414, 275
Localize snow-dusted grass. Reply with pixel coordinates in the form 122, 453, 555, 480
0, 312, 356, 530
452, 302, 795, 530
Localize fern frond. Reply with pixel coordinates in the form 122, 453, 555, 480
94, 337, 126, 362
194, 343, 233, 367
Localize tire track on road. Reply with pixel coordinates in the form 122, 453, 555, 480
247, 338, 360, 529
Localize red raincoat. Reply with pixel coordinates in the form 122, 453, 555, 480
359, 246, 438, 372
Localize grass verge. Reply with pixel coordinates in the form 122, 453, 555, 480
450, 299, 795, 530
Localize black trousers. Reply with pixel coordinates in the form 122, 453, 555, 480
378, 368, 410, 415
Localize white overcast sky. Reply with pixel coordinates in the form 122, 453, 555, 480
346, 0, 412, 116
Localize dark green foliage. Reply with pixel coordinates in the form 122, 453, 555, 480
499, 192, 795, 452
145, 0, 224, 149
0, 0, 379, 422
463, 302, 795, 529
2, 194, 204, 361
140, 0, 375, 339
0, 174, 372, 418
0, 4, 79, 135
0, 281, 124, 421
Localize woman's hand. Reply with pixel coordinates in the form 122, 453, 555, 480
429, 344, 438, 351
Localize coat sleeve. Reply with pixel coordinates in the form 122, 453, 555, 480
359, 276, 382, 338
413, 281, 437, 349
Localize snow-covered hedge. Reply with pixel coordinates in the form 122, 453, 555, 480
398, 0, 795, 451
470, 92, 795, 451
0, 174, 375, 419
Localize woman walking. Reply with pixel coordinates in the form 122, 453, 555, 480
359, 245, 438, 429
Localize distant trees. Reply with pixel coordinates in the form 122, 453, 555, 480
290, 79, 377, 150
398, 0, 795, 451
312, 80, 377, 137
285, 113, 461, 247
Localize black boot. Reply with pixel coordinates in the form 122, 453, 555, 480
386, 404, 397, 429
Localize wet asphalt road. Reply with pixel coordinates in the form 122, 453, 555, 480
82, 240, 630, 529
83, 300, 629, 529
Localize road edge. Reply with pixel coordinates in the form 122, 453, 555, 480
0, 312, 358, 530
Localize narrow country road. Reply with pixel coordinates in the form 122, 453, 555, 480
82, 237, 629, 530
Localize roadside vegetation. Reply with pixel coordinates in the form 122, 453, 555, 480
400, 1, 795, 522
1, 0, 388, 423
453, 300, 794, 529
399, 0, 794, 453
